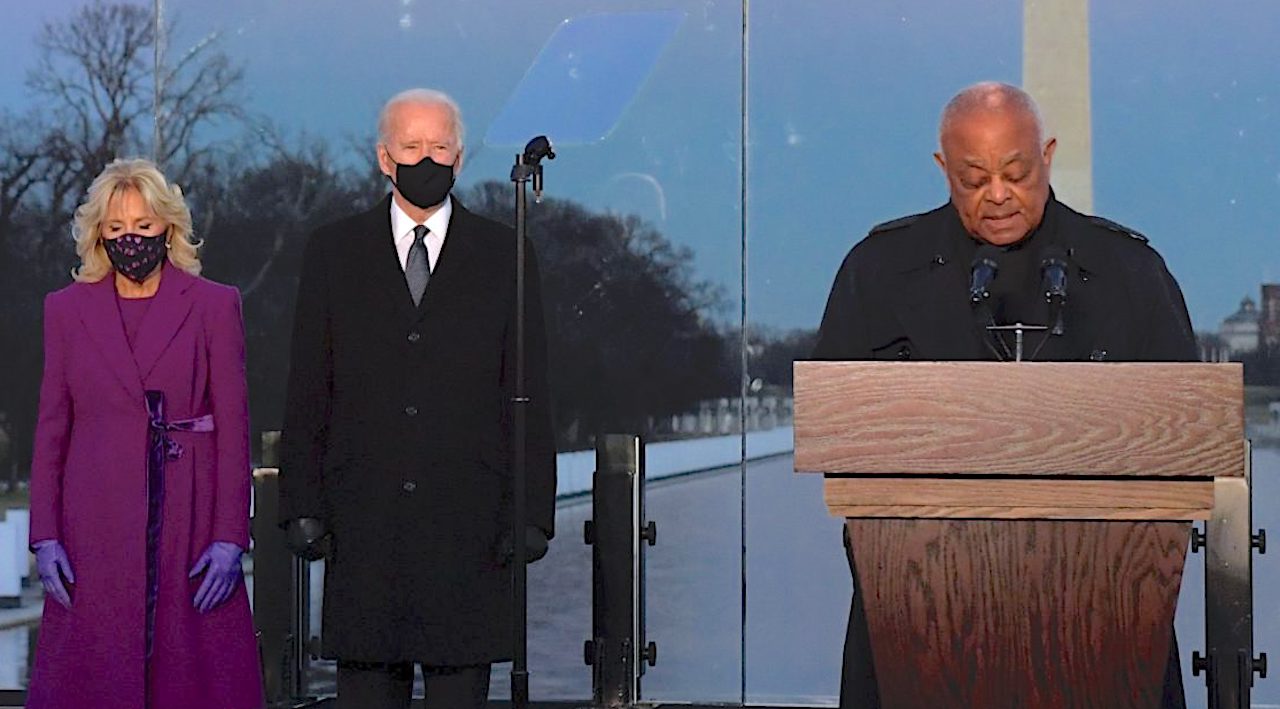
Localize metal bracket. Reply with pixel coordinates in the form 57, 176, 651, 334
1199, 440, 1263, 708
251, 431, 319, 708
585, 435, 658, 708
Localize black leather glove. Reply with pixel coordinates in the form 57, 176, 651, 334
285, 517, 330, 561
500, 525, 550, 565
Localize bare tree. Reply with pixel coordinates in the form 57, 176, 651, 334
26, 2, 154, 211
0, 111, 49, 237
1, 1, 247, 475
155, 22, 245, 183
24, 1, 245, 216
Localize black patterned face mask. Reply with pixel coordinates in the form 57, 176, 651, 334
103, 233, 167, 283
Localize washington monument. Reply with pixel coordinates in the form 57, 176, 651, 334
1024, 0, 1093, 212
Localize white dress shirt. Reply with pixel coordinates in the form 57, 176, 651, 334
390, 195, 451, 274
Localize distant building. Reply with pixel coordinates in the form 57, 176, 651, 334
1219, 296, 1261, 355
1198, 332, 1230, 363
1262, 284, 1280, 351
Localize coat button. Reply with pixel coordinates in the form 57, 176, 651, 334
402, 481, 417, 493
407, 332, 421, 343
404, 405, 418, 416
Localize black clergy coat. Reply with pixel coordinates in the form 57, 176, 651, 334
279, 194, 556, 665
812, 194, 1195, 709
812, 195, 1197, 363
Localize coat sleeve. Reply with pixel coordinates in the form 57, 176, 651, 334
1136, 252, 1198, 362
207, 287, 252, 549
506, 239, 558, 539
812, 247, 874, 360
279, 231, 333, 524
29, 294, 72, 545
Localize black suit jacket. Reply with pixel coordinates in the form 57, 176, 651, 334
813, 196, 1197, 362
279, 194, 556, 664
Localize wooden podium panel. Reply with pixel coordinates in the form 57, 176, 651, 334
824, 476, 1215, 520
793, 362, 1244, 707
795, 362, 1244, 479
847, 518, 1189, 708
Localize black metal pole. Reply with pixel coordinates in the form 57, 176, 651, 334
508, 136, 552, 709
510, 152, 531, 709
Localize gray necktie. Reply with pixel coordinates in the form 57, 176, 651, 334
405, 224, 430, 306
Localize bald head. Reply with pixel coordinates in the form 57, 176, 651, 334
939, 82, 1046, 148
933, 82, 1057, 245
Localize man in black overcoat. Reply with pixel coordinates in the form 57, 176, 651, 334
279, 88, 557, 709
814, 82, 1195, 708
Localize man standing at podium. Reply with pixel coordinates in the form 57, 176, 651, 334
813, 82, 1195, 708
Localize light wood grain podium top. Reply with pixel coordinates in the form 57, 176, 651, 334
794, 361, 1244, 479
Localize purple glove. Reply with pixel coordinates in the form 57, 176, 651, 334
188, 541, 243, 614
33, 540, 75, 608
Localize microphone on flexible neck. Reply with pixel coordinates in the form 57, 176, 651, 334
1039, 244, 1069, 335
969, 244, 1001, 305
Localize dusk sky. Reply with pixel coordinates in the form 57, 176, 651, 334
2, 0, 1277, 332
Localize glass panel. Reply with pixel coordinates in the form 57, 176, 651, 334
1092, 5, 1280, 706
6, 1, 1269, 706
0, 0, 164, 691
744, 1, 1020, 704
745, 1, 1280, 706
485, 11, 684, 147
166, 0, 744, 703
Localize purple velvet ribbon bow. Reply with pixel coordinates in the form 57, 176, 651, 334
143, 391, 215, 658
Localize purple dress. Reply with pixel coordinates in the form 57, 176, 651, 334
27, 268, 265, 709
117, 293, 152, 350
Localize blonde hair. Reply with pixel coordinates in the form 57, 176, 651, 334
71, 158, 201, 283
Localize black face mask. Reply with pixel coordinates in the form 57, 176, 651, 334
103, 233, 167, 283
390, 155, 456, 209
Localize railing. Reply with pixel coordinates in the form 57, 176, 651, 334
252, 431, 318, 708
249, 431, 661, 709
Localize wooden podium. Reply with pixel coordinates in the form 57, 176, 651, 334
794, 362, 1244, 708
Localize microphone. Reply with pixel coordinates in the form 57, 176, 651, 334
522, 136, 555, 202
1039, 245, 1069, 335
522, 135, 555, 164
969, 244, 1000, 304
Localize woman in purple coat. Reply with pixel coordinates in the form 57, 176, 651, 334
27, 158, 265, 709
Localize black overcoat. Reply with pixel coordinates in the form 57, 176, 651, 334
813, 196, 1197, 362
279, 195, 556, 664
813, 195, 1196, 709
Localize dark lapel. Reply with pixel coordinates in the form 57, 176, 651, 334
132, 265, 197, 381
75, 276, 145, 400
358, 195, 420, 324
410, 198, 482, 323
885, 206, 986, 359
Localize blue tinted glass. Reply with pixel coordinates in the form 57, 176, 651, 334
485, 10, 684, 146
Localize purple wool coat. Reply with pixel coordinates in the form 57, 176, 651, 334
27, 266, 264, 709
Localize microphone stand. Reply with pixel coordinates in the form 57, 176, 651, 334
987, 323, 1049, 361
508, 135, 553, 709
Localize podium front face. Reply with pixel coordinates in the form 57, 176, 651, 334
794, 362, 1244, 708
845, 518, 1188, 707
